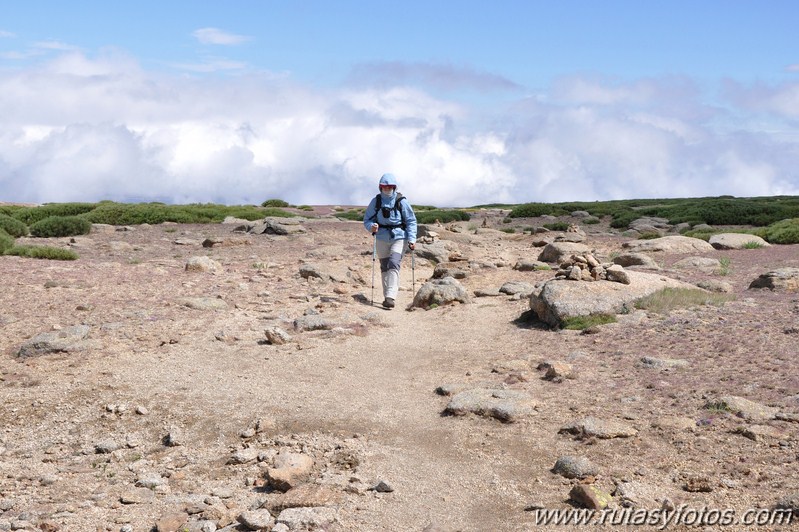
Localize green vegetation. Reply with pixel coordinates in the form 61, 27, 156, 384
261, 199, 289, 208
543, 221, 569, 231
0, 228, 14, 254
500, 227, 516, 233
80, 202, 290, 225
0, 214, 29, 237
637, 231, 662, 240
335, 209, 364, 221
297, 205, 314, 211
4, 245, 78, 260
509, 196, 799, 230
717, 257, 731, 276
634, 288, 735, 314
29, 216, 92, 238
582, 217, 600, 224
561, 313, 617, 330
741, 240, 765, 249
12, 203, 97, 225
415, 209, 470, 224
761, 218, 799, 244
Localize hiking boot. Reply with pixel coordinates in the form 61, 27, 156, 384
382, 297, 395, 309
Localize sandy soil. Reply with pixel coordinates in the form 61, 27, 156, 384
0, 213, 797, 531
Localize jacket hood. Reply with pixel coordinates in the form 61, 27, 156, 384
378, 173, 398, 188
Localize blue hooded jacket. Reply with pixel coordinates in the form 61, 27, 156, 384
363, 173, 417, 243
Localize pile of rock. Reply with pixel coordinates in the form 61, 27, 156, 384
554, 253, 630, 284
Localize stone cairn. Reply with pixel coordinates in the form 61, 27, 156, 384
554, 253, 631, 284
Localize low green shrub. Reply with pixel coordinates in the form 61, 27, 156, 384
762, 218, 799, 244
80, 202, 291, 225
29, 216, 92, 238
297, 205, 314, 211
261, 199, 289, 208
561, 313, 617, 330
500, 227, 516, 233
336, 209, 364, 221
12, 203, 98, 225
741, 240, 765, 249
0, 214, 29, 237
582, 217, 600, 224
543, 222, 569, 231
5, 245, 78, 260
0, 228, 15, 254
416, 210, 470, 224
638, 231, 662, 240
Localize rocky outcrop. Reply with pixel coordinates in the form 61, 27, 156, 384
709, 233, 770, 250
622, 235, 714, 253
411, 277, 470, 309
537, 242, 591, 263
748, 268, 799, 291
529, 271, 700, 327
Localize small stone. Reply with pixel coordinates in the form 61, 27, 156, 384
683, 476, 713, 493
569, 484, 612, 510
237, 509, 275, 530
94, 440, 120, 454
552, 456, 599, 479
371, 480, 394, 493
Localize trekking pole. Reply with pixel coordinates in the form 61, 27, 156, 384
411, 245, 416, 294
371, 234, 376, 307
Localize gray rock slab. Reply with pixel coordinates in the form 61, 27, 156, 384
560, 416, 638, 439
17, 325, 91, 358
529, 270, 698, 327
709, 233, 770, 249
411, 277, 470, 309
707, 395, 779, 422
445, 388, 536, 423
537, 242, 591, 263
748, 268, 799, 291
622, 235, 714, 253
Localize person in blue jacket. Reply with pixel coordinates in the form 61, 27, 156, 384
363, 173, 417, 309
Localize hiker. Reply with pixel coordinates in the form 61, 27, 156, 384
363, 173, 418, 309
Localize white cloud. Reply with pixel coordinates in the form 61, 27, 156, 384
0, 30, 15, 38
0, 51, 797, 207
192, 28, 252, 45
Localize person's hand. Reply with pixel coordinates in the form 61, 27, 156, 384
408, 242, 415, 251
370, 223, 378, 234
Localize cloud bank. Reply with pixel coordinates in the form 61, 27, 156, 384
1, 51, 798, 207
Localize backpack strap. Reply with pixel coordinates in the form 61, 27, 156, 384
372, 193, 408, 230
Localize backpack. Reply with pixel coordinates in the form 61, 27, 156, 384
372, 193, 407, 230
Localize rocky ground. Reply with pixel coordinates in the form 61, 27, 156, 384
0, 210, 798, 531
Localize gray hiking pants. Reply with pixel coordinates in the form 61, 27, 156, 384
375, 238, 407, 300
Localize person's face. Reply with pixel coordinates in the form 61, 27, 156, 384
380, 185, 395, 194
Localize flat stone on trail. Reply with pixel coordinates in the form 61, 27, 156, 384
17, 325, 91, 358
499, 281, 535, 297
707, 395, 778, 421
185, 256, 223, 273
179, 297, 229, 310
444, 388, 536, 423
276, 507, 337, 530
560, 416, 638, 439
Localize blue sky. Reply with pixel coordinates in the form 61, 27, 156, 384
1, 0, 798, 206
